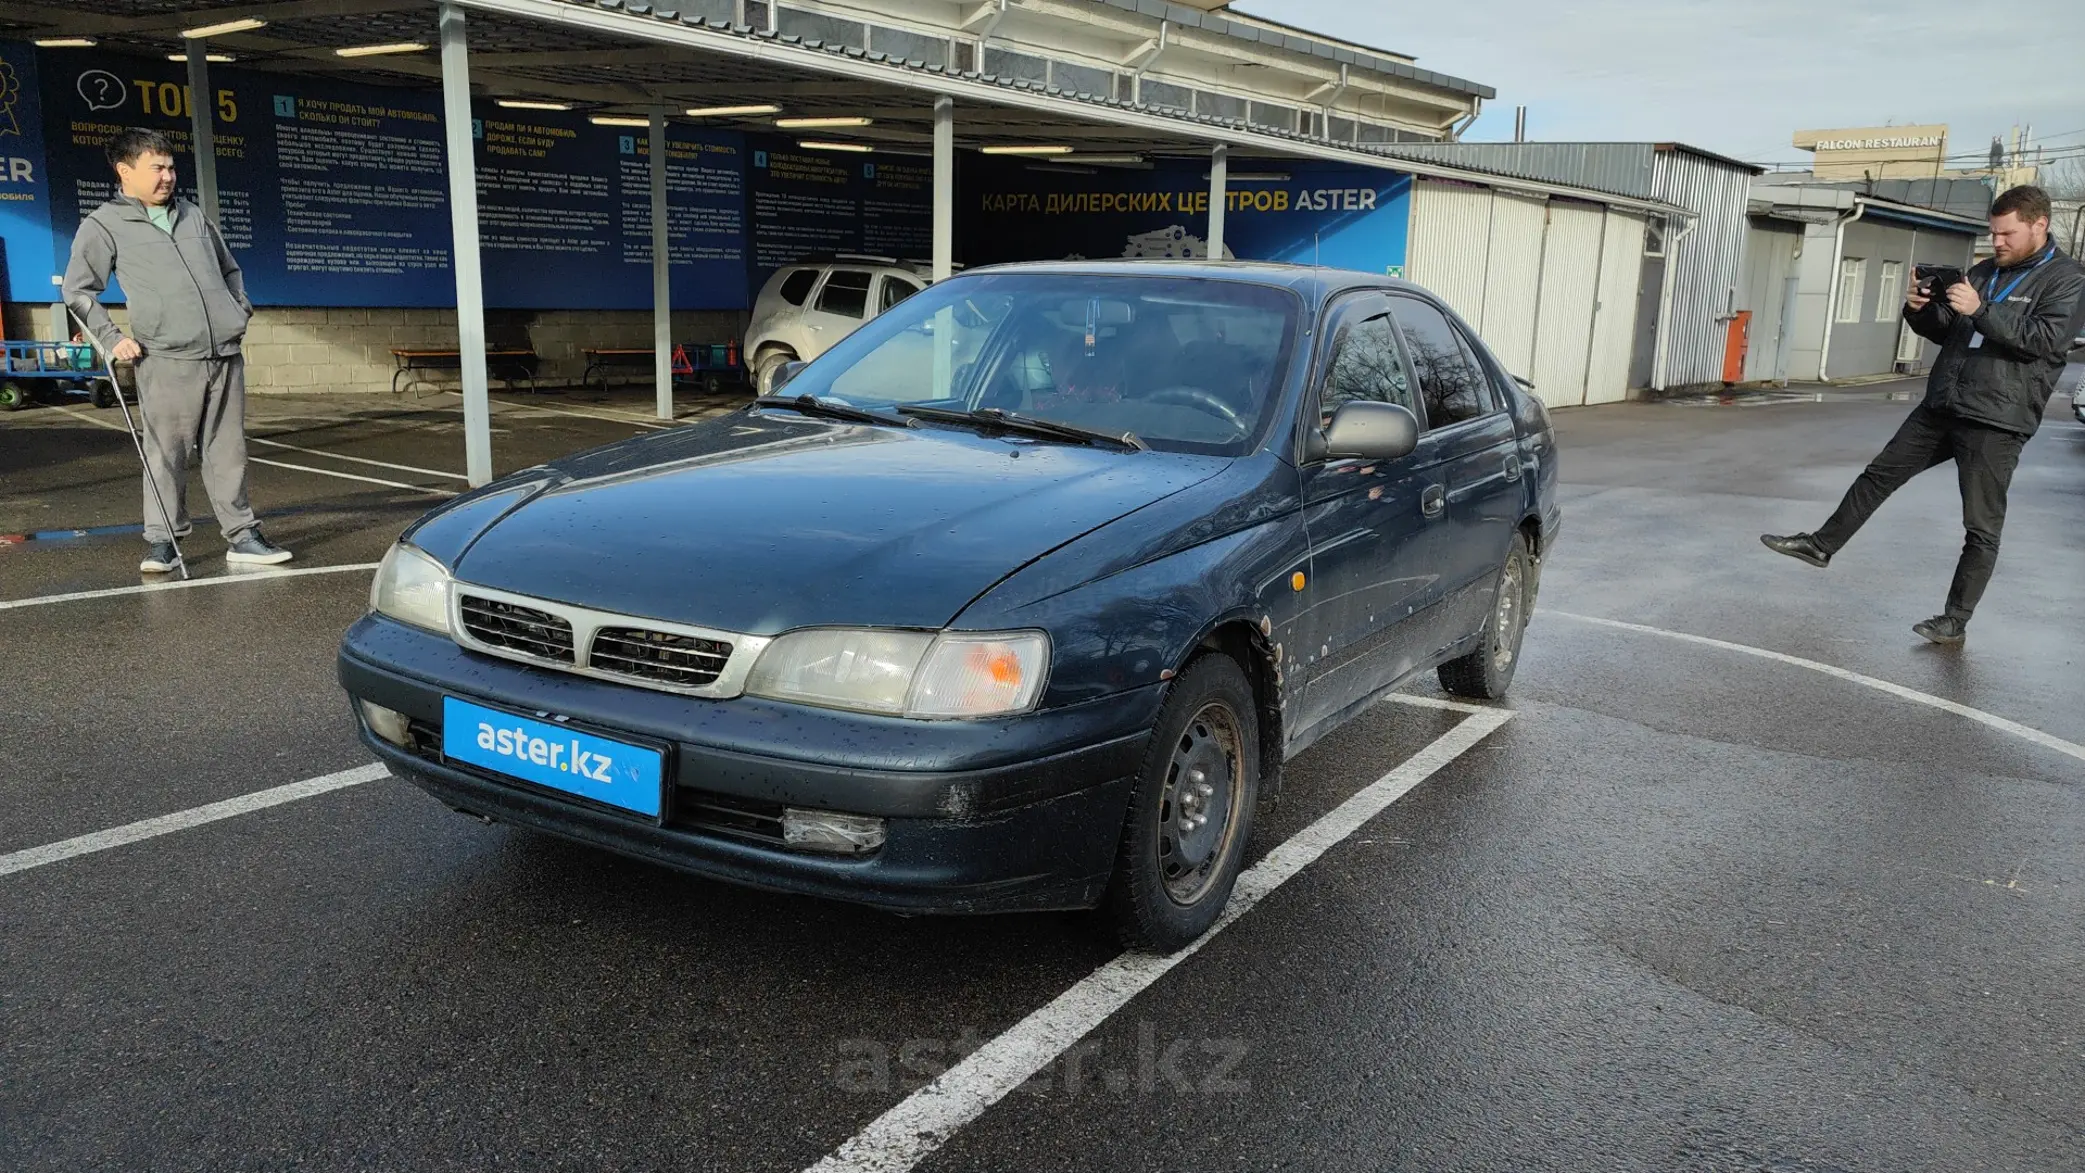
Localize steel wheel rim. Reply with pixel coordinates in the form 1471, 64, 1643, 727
1491, 555, 1524, 671
1157, 701, 1243, 906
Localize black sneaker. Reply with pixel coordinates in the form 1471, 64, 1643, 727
139, 541, 181, 574
226, 530, 293, 566
1760, 532, 1831, 568
1913, 615, 1967, 645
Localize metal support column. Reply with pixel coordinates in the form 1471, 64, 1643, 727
1207, 144, 1228, 260
185, 49, 220, 223
437, 2, 492, 486
932, 97, 954, 282
650, 107, 673, 420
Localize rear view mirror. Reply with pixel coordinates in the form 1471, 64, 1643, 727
1321, 401, 1419, 462
1059, 298, 1134, 327
771, 360, 808, 393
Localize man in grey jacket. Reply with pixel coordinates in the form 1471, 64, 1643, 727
1762, 185, 2085, 644
62, 127, 291, 572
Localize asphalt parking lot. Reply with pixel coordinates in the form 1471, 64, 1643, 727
3, 376, 2082, 1173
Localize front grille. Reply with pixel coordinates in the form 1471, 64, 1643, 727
590, 627, 732, 688
677, 790, 786, 843
459, 594, 575, 663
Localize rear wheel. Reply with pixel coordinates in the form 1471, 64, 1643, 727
0, 382, 31, 411
1103, 654, 1260, 952
753, 348, 797, 396
1438, 532, 1530, 700
89, 379, 119, 409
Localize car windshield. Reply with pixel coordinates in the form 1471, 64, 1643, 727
781, 272, 1301, 456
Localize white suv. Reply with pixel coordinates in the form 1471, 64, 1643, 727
745, 256, 931, 394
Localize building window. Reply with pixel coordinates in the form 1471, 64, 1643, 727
682, 0, 733, 23
1197, 91, 1247, 122
951, 40, 976, 73
983, 47, 1048, 84
743, 0, 772, 30
1052, 61, 1114, 97
1139, 78, 1191, 111
1835, 257, 1867, 324
1327, 116, 1357, 142
1249, 102, 1298, 132
870, 25, 948, 68
776, 8, 863, 47
1355, 122, 1394, 144
1875, 261, 1902, 321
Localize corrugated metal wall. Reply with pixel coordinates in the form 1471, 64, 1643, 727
1408, 179, 1649, 407
1649, 151, 1754, 388
1530, 202, 1605, 406
1585, 210, 1645, 404
1479, 193, 1549, 377
1405, 180, 1495, 323
1383, 142, 1659, 200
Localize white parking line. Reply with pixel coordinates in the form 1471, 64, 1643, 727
49, 405, 460, 495
249, 455, 459, 496
0, 562, 380, 611
0, 763, 388, 878
1551, 611, 2085, 766
249, 434, 470, 481
444, 390, 675, 430
804, 705, 1514, 1173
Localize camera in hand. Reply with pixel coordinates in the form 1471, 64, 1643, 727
1915, 264, 1965, 297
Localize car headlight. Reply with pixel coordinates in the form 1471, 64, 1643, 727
746, 629, 1048, 719
369, 542, 452, 634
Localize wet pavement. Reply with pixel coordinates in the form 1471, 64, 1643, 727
2, 376, 2081, 1172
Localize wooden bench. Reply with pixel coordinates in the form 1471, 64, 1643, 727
581, 347, 663, 394
391, 348, 541, 395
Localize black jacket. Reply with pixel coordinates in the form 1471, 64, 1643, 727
1905, 245, 2085, 437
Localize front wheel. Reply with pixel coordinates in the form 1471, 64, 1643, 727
0, 382, 31, 411
1438, 532, 1531, 700
89, 379, 119, 409
1103, 654, 1260, 952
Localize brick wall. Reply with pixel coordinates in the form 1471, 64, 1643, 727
5, 302, 748, 396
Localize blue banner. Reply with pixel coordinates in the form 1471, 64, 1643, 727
962, 157, 1411, 276
0, 42, 54, 304
745, 136, 933, 288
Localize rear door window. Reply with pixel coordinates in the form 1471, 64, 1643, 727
777, 268, 818, 306
1389, 297, 1495, 429
817, 270, 874, 319
879, 276, 921, 314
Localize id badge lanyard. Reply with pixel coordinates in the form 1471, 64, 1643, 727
1970, 244, 2054, 348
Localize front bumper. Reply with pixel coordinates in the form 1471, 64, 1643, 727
339, 615, 1159, 914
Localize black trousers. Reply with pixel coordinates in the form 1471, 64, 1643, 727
1815, 406, 2025, 620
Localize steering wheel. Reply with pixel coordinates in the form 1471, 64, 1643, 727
1146, 385, 1248, 433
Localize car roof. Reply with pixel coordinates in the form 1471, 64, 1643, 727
948, 259, 1432, 307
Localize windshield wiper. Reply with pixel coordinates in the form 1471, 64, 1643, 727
896, 405, 1145, 451
753, 395, 914, 428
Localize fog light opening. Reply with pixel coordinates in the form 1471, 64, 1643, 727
782, 808, 886, 855
360, 700, 413, 748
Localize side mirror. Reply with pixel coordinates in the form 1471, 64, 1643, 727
1320, 401, 1419, 462
771, 360, 808, 394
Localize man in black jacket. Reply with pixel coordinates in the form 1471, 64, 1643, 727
1762, 186, 2085, 644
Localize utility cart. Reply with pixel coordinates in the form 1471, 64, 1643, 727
0, 339, 118, 411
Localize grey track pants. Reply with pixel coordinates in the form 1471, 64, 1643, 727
135, 353, 258, 544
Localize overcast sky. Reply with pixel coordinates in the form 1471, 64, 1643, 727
1232, 0, 2085, 172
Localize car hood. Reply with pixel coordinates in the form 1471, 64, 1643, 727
448, 415, 1227, 634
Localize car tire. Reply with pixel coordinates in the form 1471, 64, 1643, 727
89, 379, 119, 409
1102, 653, 1260, 952
0, 381, 31, 411
753, 349, 796, 396
1438, 531, 1531, 700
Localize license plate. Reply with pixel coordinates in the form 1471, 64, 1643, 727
442, 697, 664, 817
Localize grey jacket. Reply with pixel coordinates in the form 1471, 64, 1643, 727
1905, 246, 2085, 437
62, 195, 252, 360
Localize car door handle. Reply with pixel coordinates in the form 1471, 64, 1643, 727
1503, 454, 1523, 482
1420, 484, 1445, 518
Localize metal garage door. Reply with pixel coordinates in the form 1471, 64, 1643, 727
1529, 201, 1605, 408
1404, 179, 1494, 325
1584, 210, 1645, 404
1478, 193, 1547, 379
